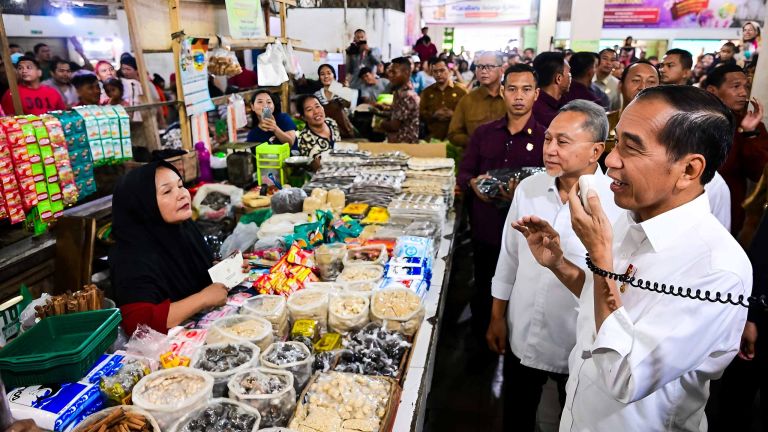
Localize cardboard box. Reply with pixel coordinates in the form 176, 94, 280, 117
356, 142, 446, 158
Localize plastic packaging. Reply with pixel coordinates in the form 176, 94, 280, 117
289, 372, 393, 432
190, 342, 259, 397
370, 287, 425, 336
326, 189, 345, 211
192, 184, 243, 220
242, 295, 289, 340
257, 213, 308, 239
219, 222, 260, 258
260, 341, 314, 393
7, 382, 104, 432
287, 290, 329, 332
302, 196, 323, 214
337, 265, 384, 295
227, 368, 296, 428
71, 405, 160, 432
342, 244, 388, 267
313, 243, 347, 281
328, 293, 370, 334
205, 315, 274, 352
309, 188, 327, 204
131, 367, 214, 430
334, 324, 410, 378
270, 188, 307, 214
170, 398, 260, 432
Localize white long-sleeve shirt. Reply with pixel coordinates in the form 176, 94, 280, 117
705, 171, 731, 231
560, 193, 751, 432
491, 168, 623, 374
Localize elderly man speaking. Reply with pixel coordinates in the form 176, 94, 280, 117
512, 85, 751, 431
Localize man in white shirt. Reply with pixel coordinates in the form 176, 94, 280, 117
42, 59, 78, 108
487, 99, 624, 431
512, 85, 751, 431
593, 49, 621, 111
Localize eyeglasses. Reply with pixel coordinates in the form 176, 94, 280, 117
476, 64, 499, 71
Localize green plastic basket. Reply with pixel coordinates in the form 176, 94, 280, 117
0, 309, 121, 387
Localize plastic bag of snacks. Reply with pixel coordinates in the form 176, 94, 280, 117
313, 243, 346, 281
71, 405, 160, 432
260, 341, 314, 393
289, 372, 393, 432
169, 398, 260, 432
328, 293, 370, 334
342, 244, 388, 267
303, 282, 344, 295
334, 323, 411, 379
242, 295, 290, 340
287, 289, 329, 331
190, 341, 260, 397
208, 48, 243, 77
205, 315, 274, 352
370, 286, 425, 336
337, 264, 384, 295
227, 368, 296, 428
131, 367, 214, 430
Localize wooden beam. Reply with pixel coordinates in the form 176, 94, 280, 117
167, 0, 193, 150
0, 10, 23, 115
278, 0, 289, 111
123, 0, 163, 151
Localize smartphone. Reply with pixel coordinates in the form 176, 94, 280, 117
447, 62, 455, 69
262, 106, 273, 120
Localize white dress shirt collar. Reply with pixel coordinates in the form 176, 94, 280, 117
626, 192, 711, 252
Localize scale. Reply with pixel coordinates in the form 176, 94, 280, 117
214, 142, 259, 187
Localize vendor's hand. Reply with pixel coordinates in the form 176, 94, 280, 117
259, 116, 279, 132
469, 175, 492, 203
741, 98, 764, 133
486, 316, 507, 354
567, 183, 613, 265
5, 420, 42, 432
739, 321, 758, 361
511, 215, 564, 269
497, 178, 520, 202
199, 283, 228, 308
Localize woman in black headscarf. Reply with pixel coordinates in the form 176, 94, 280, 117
110, 161, 227, 335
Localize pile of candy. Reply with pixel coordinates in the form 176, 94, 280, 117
228, 369, 296, 428
176, 400, 259, 432
334, 324, 410, 378
193, 344, 254, 373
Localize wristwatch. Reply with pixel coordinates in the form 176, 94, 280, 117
739, 128, 760, 138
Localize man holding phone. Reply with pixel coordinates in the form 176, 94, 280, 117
512, 86, 750, 430
346, 29, 382, 89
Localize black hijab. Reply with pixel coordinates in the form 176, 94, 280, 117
110, 160, 213, 306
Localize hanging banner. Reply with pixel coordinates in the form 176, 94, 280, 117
180, 38, 215, 117
603, 0, 765, 28
225, 0, 267, 39
422, 0, 533, 24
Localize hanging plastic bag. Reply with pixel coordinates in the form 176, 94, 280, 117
272, 41, 289, 72
285, 42, 302, 78
220, 221, 261, 258
226, 93, 248, 142
208, 48, 243, 77
257, 44, 289, 86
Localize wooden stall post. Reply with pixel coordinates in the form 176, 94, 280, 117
167, 0, 193, 151
0, 10, 23, 115
122, 0, 163, 151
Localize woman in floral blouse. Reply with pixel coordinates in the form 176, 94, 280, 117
295, 94, 340, 171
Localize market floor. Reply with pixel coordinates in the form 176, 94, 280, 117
424, 231, 560, 432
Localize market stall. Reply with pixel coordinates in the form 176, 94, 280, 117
0, 140, 458, 432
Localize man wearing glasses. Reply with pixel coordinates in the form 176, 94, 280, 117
447, 51, 507, 148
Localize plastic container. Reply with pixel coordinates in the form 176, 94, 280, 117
227, 367, 296, 428
241, 296, 289, 340
71, 406, 161, 432
328, 292, 370, 334
195, 141, 213, 182
169, 398, 261, 432
260, 341, 314, 393
206, 315, 274, 352
286, 290, 329, 332
190, 341, 260, 397
0, 309, 121, 387
313, 243, 347, 281
131, 367, 214, 430
342, 244, 388, 267
256, 143, 290, 185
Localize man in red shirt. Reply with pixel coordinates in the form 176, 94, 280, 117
413, 35, 438, 63
1, 56, 66, 115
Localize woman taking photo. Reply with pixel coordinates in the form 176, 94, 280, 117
313, 64, 355, 138
111, 161, 227, 335
247, 89, 297, 144
295, 94, 340, 170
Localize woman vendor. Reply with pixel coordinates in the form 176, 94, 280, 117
110, 161, 227, 335
295, 94, 340, 171
247, 89, 297, 144
314, 64, 355, 138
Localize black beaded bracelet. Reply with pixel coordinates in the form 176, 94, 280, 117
585, 253, 627, 282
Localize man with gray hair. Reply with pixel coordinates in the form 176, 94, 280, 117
447, 51, 507, 147
487, 99, 624, 431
